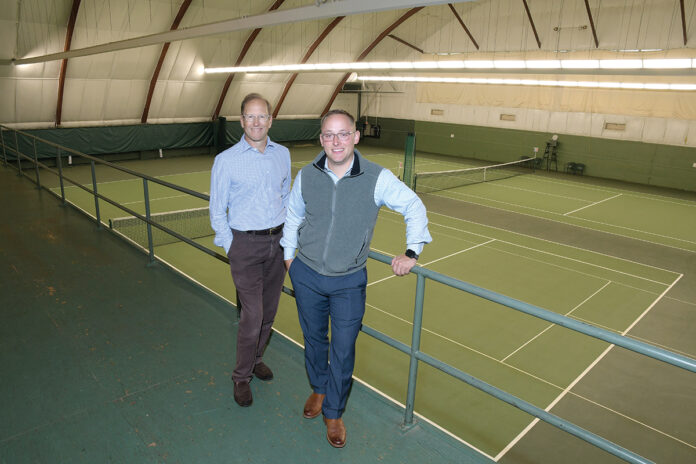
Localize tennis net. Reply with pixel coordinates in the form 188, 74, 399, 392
109, 207, 213, 247
413, 156, 535, 194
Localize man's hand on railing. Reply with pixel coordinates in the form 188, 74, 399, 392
391, 254, 417, 276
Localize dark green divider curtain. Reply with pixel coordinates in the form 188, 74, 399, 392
22, 122, 214, 159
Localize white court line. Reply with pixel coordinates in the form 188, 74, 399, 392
420, 209, 682, 276
60, 170, 211, 187
365, 301, 565, 392
486, 240, 671, 287
121, 194, 191, 206
428, 191, 696, 251
492, 183, 594, 202
440, 188, 696, 246
501, 281, 612, 362
523, 176, 696, 208
566, 390, 696, 451
380, 211, 676, 286
564, 193, 622, 216
367, 239, 495, 287
495, 272, 683, 462
664, 296, 696, 307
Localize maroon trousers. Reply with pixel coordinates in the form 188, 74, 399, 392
227, 230, 286, 383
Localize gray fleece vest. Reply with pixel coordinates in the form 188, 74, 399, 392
296, 149, 382, 276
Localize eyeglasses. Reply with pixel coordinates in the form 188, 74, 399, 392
320, 131, 354, 142
242, 114, 270, 122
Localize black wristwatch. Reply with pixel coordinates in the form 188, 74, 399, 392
405, 249, 419, 260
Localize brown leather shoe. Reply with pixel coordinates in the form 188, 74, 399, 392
302, 392, 325, 419
233, 381, 252, 407
253, 362, 273, 381
323, 417, 346, 448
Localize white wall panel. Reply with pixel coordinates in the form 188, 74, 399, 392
102, 79, 148, 121
642, 118, 669, 144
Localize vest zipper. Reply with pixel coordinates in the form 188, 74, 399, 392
321, 180, 338, 273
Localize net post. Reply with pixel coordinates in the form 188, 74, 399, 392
403, 132, 416, 189
403, 272, 426, 427
142, 179, 155, 263
56, 148, 66, 205
32, 138, 41, 189
90, 160, 102, 228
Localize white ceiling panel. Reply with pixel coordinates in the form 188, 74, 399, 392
0, 0, 695, 126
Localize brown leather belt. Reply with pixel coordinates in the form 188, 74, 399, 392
245, 224, 283, 235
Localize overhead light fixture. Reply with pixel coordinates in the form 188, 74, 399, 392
204, 58, 696, 74
356, 75, 696, 91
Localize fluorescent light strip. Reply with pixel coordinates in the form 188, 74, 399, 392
204, 58, 696, 73
356, 75, 696, 91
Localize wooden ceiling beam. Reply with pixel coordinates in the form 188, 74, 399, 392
583, 0, 599, 48
321, 7, 424, 117
273, 16, 345, 118
680, 0, 688, 45
212, 0, 285, 120
448, 3, 478, 50
521, 0, 541, 49
141, 0, 193, 124
55, 0, 82, 126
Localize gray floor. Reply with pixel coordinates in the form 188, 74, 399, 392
0, 165, 490, 463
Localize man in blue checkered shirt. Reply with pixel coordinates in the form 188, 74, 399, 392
209, 93, 291, 407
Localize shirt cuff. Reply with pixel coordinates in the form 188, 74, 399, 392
283, 247, 297, 261
407, 243, 424, 255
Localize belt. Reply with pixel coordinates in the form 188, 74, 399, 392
245, 224, 284, 235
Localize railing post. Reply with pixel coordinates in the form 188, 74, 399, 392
33, 138, 41, 189
56, 148, 66, 205
142, 178, 155, 263
90, 160, 101, 228
403, 272, 426, 427
14, 131, 22, 176
0, 128, 7, 166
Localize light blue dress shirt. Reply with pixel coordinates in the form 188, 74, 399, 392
281, 156, 432, 261
209, 136, 291, 254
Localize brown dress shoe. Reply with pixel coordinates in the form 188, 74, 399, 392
323, 417, 346, 448
233, 381, 252, 407
253, 362, 274, 381
303, 392, 325, 419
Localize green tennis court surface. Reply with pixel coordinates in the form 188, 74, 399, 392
47, 150, 695, 461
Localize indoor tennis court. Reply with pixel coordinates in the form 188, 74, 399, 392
3, 1, 696, 462
36, 146, 696, 462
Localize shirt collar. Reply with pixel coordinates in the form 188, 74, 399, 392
240, 135, 275, 153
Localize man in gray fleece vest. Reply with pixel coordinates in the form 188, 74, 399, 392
281, 109, 432, 448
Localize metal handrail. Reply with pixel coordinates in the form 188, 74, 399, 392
3, 124, 694, 464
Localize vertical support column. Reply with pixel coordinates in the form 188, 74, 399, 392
403, 272, 426, 426
142, 178, 155, 263
0, 129, 8, 166
403, 132, 416, 189
14, 131, 22, 176
33, 138, 41, 189
57, 148, 66, 205
90, 160, 101, 228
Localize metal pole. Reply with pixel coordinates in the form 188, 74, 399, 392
90, 160, 101, 228
403, 273, 426, 426
0, 129, 7, 166
14, 131, 22, 176
56, 148, 66, 204
142, 178, 155, 263
33, 138, 41, 188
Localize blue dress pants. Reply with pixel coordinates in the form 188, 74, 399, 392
288, 258, 367, 419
